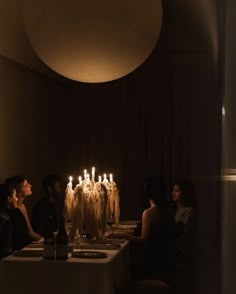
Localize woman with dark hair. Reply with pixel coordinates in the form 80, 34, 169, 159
172, 180, 195, 263
111, 176, 176, 278
5, 176, 42, 249
0, 183, 18, 258
31, 175, 65, 237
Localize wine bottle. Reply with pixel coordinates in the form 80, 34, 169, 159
55, 216, 68, 260
43, 216, 55, 260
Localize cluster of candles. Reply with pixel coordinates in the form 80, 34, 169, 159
65, 166, 120, 240
68, 167, 114, 185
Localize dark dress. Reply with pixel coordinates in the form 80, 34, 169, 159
0, 210, 13, 258
9, 208, 32, 250
131, 207, 176, 279
31, 197, 59, 237
175, 206, 194, 263
146, 221, 176, 272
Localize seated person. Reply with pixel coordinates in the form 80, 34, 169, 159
172, 180, 195, 263
5, 176, 42, 250
111, 176, 176, 279
0, 183, 18, 258
31, 175, 65, 237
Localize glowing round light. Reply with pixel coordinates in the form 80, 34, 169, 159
23, 0, 163, 83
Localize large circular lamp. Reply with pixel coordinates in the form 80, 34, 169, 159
24, 0, 163, 83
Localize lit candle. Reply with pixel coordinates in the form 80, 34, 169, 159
109, 173, 113, 182
87, 173, 90, 182
103, 173, 108, 183
69, 176, 73, 184
91, 166, 95, 180
78, 176, 82, 185
98, 175, 102, 182
83, 169, 87, 180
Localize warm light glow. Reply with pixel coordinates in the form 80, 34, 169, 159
78, 176, 82, 184
103, 173, 108, 182
84, 169, 87, 179
69, 176, 73, 182
65, 167, 120, 239
222, 169, 236, 181
109, 173, 113, 182
222, 175, 236, 181
92, 166, 95, 179
24, 0, 163, 83
222, 106, 226, 117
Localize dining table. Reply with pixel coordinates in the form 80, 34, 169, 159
0, 220, 140, 294
0, 237, 131, 294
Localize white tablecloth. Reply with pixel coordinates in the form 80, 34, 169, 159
0, 241, 130, 294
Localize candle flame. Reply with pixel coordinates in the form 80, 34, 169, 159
103, 173, 108, 182
109, 173, 113, 182
87, 173, 90, 182
92, 166, 95, 179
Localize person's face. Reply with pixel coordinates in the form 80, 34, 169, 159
172, 184, 182, 202
50, 182, 65, 200
8, 189, 18, 209
19, 179, 32, 198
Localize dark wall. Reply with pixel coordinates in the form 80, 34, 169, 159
0, 56, 68, 211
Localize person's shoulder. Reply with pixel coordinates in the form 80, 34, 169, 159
0, 210, 10, 224
19, 203, 27, 212
142, 207, 152, 219
143, 206, 154, 215
10, 208, 27, 225
142, 206, 160, 221
9, 207, 21, 217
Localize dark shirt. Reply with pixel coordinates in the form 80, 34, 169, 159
31, 197, 58, 237
146, 220, 176, 272
131, 207, 176, 277
0, 210, 13, 259
9, 208, 32, 250
175, 206, 195, 263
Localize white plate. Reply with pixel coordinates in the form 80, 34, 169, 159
72, 251, 107, 259
13, 250, 43, 257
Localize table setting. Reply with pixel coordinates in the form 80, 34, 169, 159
0, 167, 136, 294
